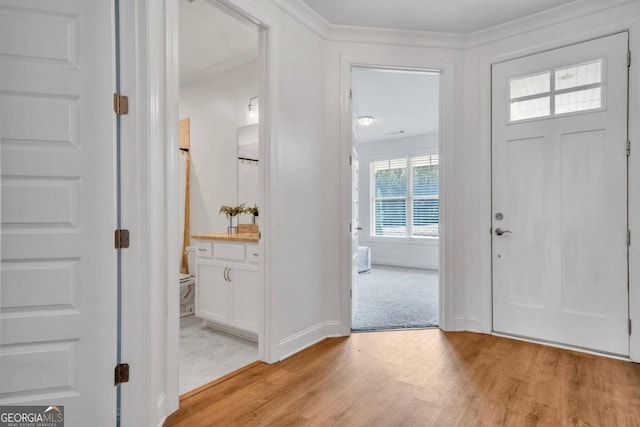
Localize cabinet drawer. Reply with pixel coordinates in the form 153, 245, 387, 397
194, 241, 212, 258
246, 244, 260, 264
214, 242, 245, 261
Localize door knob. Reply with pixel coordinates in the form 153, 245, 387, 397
357, 227, 363, 231
495, 228, 512, 236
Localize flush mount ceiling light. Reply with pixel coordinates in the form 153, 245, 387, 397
358, 116, 374, 126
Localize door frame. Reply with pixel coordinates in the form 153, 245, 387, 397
165, 0, 278, 405
124, 0, 279, 423
486, 27, 640, 362
340, 55, 457, 333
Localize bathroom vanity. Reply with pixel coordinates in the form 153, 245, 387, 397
192, 233, 260, 341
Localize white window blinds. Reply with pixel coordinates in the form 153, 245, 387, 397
371, 155, 439, 238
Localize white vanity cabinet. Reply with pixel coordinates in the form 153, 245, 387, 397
194, 238, 260, 338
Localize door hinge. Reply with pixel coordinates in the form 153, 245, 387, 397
349, 155, 352, 166
349, 222, 352, 233
628, 51, 632, 67
114, 363, 129, 385
115, 229, 130, 249
349, 89, 352, 100
627, 140, 631, 156
113, 93, 129, 115
350, 289, 352, 298
629, 319, 632, 335
628, 229, 631, 246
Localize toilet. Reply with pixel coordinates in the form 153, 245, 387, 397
179, 247, 196, 317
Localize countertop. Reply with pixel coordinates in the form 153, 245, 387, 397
192, 233, 259, 243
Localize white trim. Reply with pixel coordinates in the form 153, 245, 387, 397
118, 0, 154, 425
454, 316, 484, 332
372, 260, 439, 270
278, 321, 343, 361
270, 0, 330, 40
271, 0, 637, 51
466, 0, 637, 48
165, 0, 181, 415
627, 21, 640, 363
340, 53, 457, 336
330, 25, 467, 50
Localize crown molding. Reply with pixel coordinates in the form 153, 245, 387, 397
329, 25, 467, 50
272, 0, 640, 50
270, 0, 331, 39
466, 0, 637, 48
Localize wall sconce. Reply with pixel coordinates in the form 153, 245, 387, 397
358, 116, 374, 126
247, 96, 259, 122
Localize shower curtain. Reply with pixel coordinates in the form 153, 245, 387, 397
179, 149, 190, 274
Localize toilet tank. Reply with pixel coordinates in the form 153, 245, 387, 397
186, 246, 197, 276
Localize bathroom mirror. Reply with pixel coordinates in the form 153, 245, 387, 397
237, 124, 259, 212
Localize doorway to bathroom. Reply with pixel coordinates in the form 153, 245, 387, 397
350, 67, 441, 332
177, 0, 262, 394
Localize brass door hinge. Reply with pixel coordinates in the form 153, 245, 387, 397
114, 93, 129, 115
115, 229, 130, 249
114, 363, 130, 385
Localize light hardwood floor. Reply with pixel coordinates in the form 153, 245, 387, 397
165, 330, 640, 426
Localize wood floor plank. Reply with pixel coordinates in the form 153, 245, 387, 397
165, 330, 640, 426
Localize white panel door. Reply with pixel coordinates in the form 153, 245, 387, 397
0, 0, 117, 424
492, 33, 629, 356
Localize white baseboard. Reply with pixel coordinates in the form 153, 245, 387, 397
156, 392, 166, 427
371, 259, 439, 270
453, 316, 484, 332
279, 321, 343, 361
202, 319, 258, 342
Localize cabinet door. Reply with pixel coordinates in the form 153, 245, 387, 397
227, 264, 259, 333
196, 262, 229, 323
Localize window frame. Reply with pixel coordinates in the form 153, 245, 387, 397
506, 58, 607, 124
369, 155, 439, 240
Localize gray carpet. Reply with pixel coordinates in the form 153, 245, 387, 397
352, 265, 439, 331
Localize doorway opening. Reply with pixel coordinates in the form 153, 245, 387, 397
177, 0, 262, 394
350, 67, 441, 332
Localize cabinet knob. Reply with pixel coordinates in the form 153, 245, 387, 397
252, 252, 259, 256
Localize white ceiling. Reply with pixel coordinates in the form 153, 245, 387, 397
179, 0, 258, 87
301, 0, 580, 33
352, 68, 439, 144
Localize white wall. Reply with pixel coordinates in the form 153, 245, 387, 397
179, 59, 259, 236
270, 9, 339, 358
358, 134, 439, 270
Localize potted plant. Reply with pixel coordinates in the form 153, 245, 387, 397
244, 205, 259, 224
219, 204, 244, 234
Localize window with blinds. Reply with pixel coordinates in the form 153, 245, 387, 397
371, 155, 439, 238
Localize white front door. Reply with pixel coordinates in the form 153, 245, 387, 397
1, 0, 118, 424
492, 32, 629, 356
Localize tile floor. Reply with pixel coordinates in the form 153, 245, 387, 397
179, 315, 258, 394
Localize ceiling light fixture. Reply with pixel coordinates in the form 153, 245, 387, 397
358, 116, 374, 127
247, 96, 259, 122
